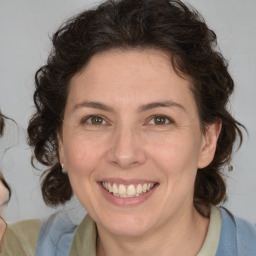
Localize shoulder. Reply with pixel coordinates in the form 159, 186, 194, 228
69, 214, 97, 255
0, 219, 41, 256
36, 211, 95, 255
229, 210, 256, 255
217, 207, 256, 256
36, 210, 78, 256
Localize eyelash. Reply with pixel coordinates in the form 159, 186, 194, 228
147, 115, 174, 126
81, 115, 109, 126
81, 115, 174, 127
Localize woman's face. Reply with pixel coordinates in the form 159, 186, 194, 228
59, 49, 219, 237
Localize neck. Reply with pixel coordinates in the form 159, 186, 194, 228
96, 205, 209, 256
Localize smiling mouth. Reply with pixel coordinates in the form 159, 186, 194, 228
101, 181, 157, 198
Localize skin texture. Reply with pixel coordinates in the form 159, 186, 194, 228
0, 181, 8, 242
59, 49, 221, 256
0, 182, 8, 212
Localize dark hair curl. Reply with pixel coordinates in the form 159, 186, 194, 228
0, 112, 5, 137
28, 0, 244, 215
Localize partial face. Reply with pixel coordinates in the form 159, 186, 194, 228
59, 49, 219, 237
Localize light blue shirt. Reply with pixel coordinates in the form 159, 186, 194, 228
36, 207, 256, 256
216, 207, 256, 255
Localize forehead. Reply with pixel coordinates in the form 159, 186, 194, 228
68, 48, 196, 112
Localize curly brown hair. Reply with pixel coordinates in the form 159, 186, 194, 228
0, 112, 5, 137
28, 0, 244, 215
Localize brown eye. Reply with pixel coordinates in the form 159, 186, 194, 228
83, 116, 106, 125
90, 116, 103, 125
94, 116, 103, 124
154, 116, 168, 125
147, 115, 172, 126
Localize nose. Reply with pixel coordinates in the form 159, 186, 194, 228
106, 126, 146, 169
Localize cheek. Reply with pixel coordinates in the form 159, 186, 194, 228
147, 132, 202, 179
62, 136, 105, 207
63, 135, 105, 176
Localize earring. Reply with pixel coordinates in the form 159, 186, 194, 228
227, 159, 233, 172
61, 163, 67, 174
228, 164, 233, 172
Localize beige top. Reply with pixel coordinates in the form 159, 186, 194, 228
0, 206, 222, 256
0, 219, 41, 255
197, 206, 222, 256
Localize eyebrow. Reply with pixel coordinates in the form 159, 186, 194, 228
73, 101, 114, 112
73, 100, 185, 113
137, 101, 185, 113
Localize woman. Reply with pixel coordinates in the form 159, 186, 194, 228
0, 111, 12, 249
0, 112, 12, 209
1, 0, 256, 255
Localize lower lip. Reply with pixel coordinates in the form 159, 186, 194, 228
98, 182, 158, 207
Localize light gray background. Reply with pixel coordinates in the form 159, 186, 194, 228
0, 0, 255, 223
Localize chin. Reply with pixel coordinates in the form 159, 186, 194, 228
97, 211, 155, 237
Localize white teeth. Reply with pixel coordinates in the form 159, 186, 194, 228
113, 183, 118, 194
107, 183, 113, 193
118, 184, 126, 195
136, 184, 142, 194
142, 183, 147, 193
102, 182, 155, 198
127, 185, 136, 197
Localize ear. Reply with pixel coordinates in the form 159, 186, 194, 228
57, 132, 65, 167
197, 121, 222, 169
